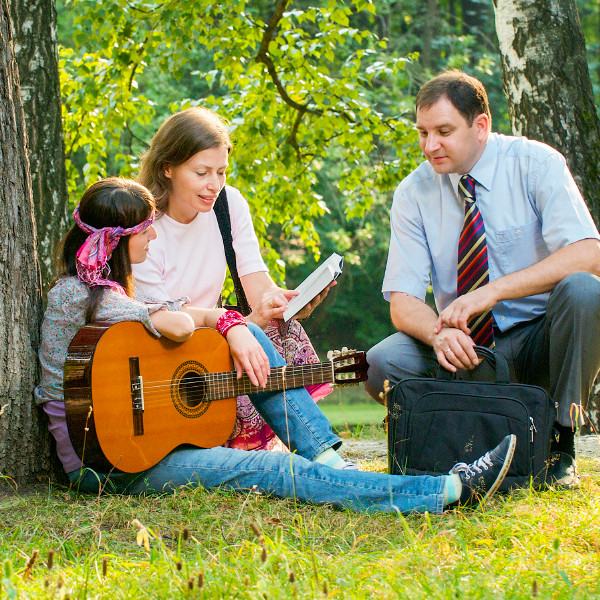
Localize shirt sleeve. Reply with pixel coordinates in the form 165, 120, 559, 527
382, 184, 433, 302
228, 188, 269, 277
530, 151, 600, 252
95, 290, 166, 337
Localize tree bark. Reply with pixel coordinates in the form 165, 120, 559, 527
0, 0, 49, 482
494, 0, 600, 433
493, 0, 600, 223
9, 0, 69, 292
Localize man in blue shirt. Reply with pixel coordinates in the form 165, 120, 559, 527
366, 70, 600, 487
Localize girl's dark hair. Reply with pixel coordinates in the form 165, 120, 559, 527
138, 107, 232, 212
55, 177, 155, 322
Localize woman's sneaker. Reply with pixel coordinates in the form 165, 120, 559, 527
448, 434, 517, 508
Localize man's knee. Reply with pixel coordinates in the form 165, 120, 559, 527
365, 332, 436, 403
552, 272, 600, 316
365, 339, 392, 403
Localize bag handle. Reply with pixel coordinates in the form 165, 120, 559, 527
437, 345, 511, 383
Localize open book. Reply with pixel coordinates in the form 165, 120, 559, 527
283, 253, 344, 322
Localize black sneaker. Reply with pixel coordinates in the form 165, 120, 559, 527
448, 434, 517, 508
545, 451, 580, 489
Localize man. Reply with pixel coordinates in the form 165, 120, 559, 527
366, 70, 600, 487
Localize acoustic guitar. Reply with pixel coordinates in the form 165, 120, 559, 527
64, 321, 368, 473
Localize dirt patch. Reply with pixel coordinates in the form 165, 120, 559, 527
341, 435, 600, 464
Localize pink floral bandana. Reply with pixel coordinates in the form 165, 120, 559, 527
73, 205, 155, 294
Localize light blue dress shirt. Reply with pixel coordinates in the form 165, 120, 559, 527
383, 132, 600, 331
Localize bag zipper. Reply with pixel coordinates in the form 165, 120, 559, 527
530, 416, 537, 443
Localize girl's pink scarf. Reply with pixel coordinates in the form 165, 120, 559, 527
73, 205, 154, 294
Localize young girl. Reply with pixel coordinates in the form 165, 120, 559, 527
132, 107, 333, 452
34, 176, 515, 512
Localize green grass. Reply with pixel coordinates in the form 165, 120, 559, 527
319, 385, 386, 430
320, 402, 386, 430
2, 441, 600, 598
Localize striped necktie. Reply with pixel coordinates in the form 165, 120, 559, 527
457, 175, 495, 348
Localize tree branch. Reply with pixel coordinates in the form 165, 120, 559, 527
255, 0, 321, 117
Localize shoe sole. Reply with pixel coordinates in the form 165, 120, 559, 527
479, 434, 517, 505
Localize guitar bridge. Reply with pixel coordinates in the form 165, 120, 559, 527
129, 357, 144, 436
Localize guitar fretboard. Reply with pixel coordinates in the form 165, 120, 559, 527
205, 362, 334, 400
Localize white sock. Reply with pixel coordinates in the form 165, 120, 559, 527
443, 474, 463, 505
314, 447, 348, 469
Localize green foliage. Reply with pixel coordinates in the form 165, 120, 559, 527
59, 0, 413, 256
59, 0, 598, 353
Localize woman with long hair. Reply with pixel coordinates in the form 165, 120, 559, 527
133, 107, 334, 452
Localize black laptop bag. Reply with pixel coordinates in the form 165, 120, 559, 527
387, 347, 556, 490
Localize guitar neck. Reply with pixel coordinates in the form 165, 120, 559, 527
206, 362, 333, 400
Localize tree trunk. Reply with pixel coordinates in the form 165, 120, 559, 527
493, 0, 600, 222
493, 0, 600, 433
9, 0, 69, 292
0, 0, 49, 482
421, 0, 439, 69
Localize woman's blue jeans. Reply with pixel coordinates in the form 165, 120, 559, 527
69, 323, 446, 514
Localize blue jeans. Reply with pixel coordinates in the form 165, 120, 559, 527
69, 323, 446, 514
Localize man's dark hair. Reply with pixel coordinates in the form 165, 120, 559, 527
416, 70, 491, 126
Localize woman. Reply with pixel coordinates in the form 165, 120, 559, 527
34, 177, 515, 512
133, 107, 333, 452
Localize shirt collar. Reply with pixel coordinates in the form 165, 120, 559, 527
449, 132, 497, 195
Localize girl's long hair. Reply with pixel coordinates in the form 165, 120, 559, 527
138, 107, 232, 213
55, 177, 155, 322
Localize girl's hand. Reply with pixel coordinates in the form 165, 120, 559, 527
226, 325, 271, 387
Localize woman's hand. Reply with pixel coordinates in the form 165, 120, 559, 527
292, 281, 336, 320
226, 325, 271, 388
246, 288, 298, 329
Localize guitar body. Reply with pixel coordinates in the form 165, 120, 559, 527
65, 322, 237, 474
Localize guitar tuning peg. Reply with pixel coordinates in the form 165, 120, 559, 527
341, 346, 348, 353
327, 350, 334, 360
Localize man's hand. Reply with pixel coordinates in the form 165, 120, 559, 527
435, 285, 497, 336
433, 327, 479, 372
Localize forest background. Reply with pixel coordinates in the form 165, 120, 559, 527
52, 0, 600, 356
4, 0, 600, 480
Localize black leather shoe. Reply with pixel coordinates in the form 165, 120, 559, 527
545, 452, 580, 489
448, 434, 517, 507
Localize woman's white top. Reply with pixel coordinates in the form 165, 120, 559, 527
133, 185, 268, 307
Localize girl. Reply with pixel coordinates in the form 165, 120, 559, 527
133, 107, 333, 452
34, 177, 515, 512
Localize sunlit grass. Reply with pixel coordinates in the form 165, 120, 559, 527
2, 450, 600, 598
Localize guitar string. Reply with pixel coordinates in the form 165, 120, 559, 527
135, 362, 343, 392
139, 367, 334, 393
138, 367, 343, 408
281, 365, 292, 452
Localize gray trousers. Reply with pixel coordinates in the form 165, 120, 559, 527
366, 273, 600, 428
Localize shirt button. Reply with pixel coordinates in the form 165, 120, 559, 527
500, 316, 505, 321
515, 229, 521, 235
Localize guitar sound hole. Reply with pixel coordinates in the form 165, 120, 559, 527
179, 371, 206, 408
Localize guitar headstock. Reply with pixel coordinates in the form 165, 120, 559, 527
326, 348, 369, 385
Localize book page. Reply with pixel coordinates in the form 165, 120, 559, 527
283, 253, 344, 322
